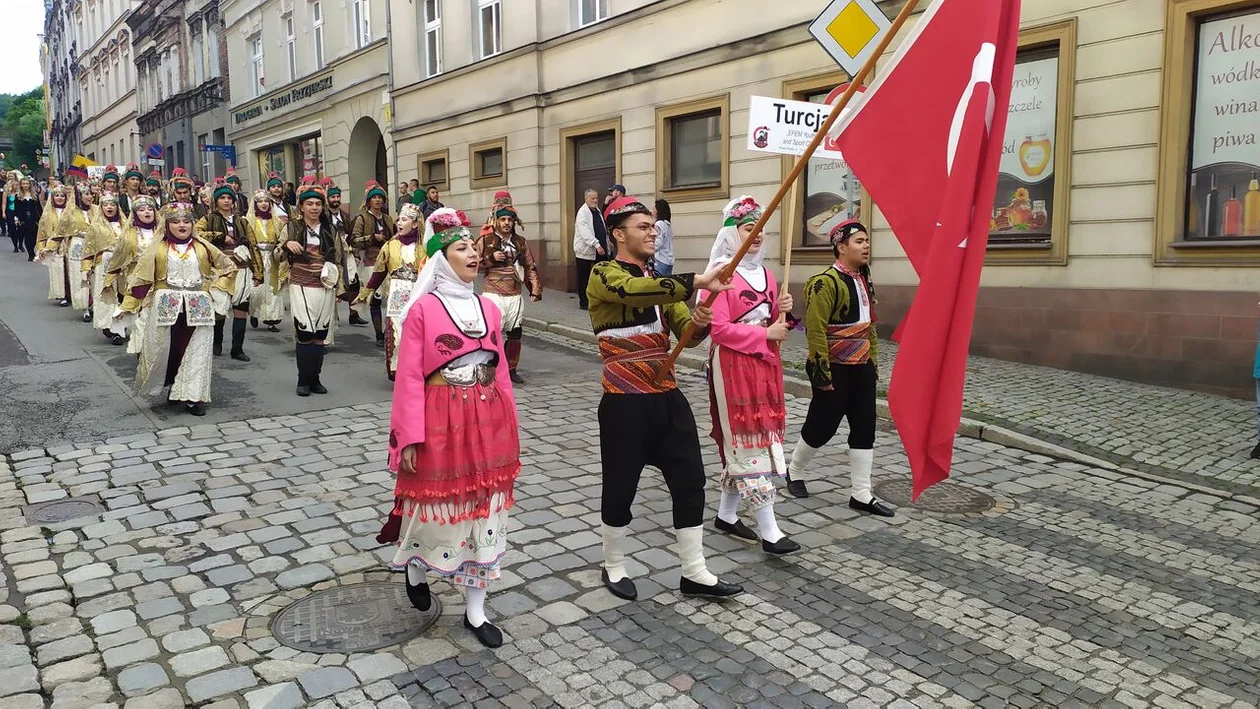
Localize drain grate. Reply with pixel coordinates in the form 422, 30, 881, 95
873, 478, 997, 514
271, 581, 441, 653
23, 497, 105, 524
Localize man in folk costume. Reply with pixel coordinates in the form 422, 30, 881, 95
350, 181, 395, 344
115, 203, 236, 417
106, 196, 162, 355
145, 171, 164, 201
225, 168, 249, 216
587, 195, 743, 601
82, 193, 128, 345
119, 163, 145, 218
169, 169, 195, 207
476, 191, 542, 384
355, 201, 427, 380
266, 172, 290, 224
785, 219, 894, 517
700, 196, 801, 554
276, 179, 345, 396
101, 165, 121, 200
243, 189, 286, 331
197, 179, 264, 361
323, 178, 365, 326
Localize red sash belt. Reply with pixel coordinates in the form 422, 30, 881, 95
599, 332, 676, 394
826, 323, 872, 365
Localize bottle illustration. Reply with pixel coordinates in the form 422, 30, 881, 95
1018, 134, 1051, 178
1244, 171, 1260, 236
1188, 173, 1200, 237
1222, 185, 1242, 237
1204, 173, 1221, 238
1029, 200, 1048, 230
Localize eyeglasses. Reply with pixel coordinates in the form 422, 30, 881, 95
618, 223, 657, 235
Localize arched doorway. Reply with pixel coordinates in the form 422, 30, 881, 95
348, 117, 388, 211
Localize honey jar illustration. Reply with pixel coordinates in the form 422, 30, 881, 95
1019, 134, 1051, 178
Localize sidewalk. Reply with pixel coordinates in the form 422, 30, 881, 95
525, 293, 1260, 499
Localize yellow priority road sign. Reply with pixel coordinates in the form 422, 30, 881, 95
808, 0, 893, 76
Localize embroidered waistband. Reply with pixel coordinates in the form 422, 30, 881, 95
826, 323, 872, 365
599, 333, 676, 394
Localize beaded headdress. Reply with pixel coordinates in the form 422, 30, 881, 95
424, 208, 472, 257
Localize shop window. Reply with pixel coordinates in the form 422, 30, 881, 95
1157, 0, 1260, 264
985, 19, 1075, 266
655, 94, 729, 203
470, 138, 507, 189
418, 150, 449, 192
423, 0, 443, 78
477, 0, 501, 59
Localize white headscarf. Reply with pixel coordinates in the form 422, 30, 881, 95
398, 208, 485, 335
704, 195, 766, 276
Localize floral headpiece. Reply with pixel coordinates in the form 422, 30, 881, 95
164, 202, 196, 222
253, 189, 270, 203
424, 208, 473, 257
602, 196, 652, 230
98, 192, 119, 206
723, 195, 762, 227
130, 195, 158, 212
398, 202, 422, 224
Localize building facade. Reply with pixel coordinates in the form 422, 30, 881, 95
129, 0, 231, 181
387, 0, 1260, 397
221, 0, 391, 203
44, 0, 84, 171
76, 0, 140, 167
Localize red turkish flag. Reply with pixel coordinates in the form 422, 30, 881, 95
829, 0, 1021, 498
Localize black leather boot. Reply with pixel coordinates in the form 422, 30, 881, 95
213, 319, 225, 356
230, 317, 250, 362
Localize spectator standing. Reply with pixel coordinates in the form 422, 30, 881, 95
572, 188, 606, 310
419, 186, 444, 218
397, 183, 414, 212
653, 198, 675, 276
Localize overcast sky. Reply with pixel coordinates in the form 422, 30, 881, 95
0, 2, 47, 95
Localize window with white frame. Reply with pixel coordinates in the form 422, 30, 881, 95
284, 14, 296, 82
578, 0, 608, 27
352, 0, 371, 49
199, 134, 210, 182
250, 34, 264, 97
191, 27, 204, 86
423, 0, 442, 77
477, 0, 500, 59
207, 20, 221, 79
312, 2, 324, 68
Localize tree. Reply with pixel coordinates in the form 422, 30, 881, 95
2, 88, 47, 172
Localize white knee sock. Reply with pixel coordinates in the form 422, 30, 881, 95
675, 525, 718, 586
754, 505, 784, 543
849, 448, 875, 503
464, 586, 488, 627
790, 439, 822, 481
717, 491, 741, 524
602, 524, 630, 583
406, 563, 427, 586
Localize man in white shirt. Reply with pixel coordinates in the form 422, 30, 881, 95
572, 188, 607, 310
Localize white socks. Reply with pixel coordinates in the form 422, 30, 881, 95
754, 506, 784, 543
464, 586, 488, 627
850, 448, 875, 503
675, 526, 718, 586
790, 440, 822, 481
602, 524, 629, 583
717, 491, 741, 524
405, 563, 427, 586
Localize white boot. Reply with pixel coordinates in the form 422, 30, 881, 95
716, 491, 741, 525
602, 524, 630, 582
754, 505, 784, 543
675, 525, 718, 586
790, 439, 822, 481
849, 448, 875, 503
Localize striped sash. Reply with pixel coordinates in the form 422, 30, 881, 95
826, 323, 872, 365
598, 332, 676, 394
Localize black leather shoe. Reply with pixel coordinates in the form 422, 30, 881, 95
602, 569, 638, 601
404, 576, 432, 611
82, 310, 92, 322
1251, 442, 1260, 460
267, 325, 280, 333
111, 335, 125, 346
309, 380, 328, 395
250, 317, 259, 328
509, 370, 524, 384
349, 313, 368, 326
185, 402, 206, 417
850, 497, 895, 517
714, 516, 757, 543
231, 351, 251, 362
463, 616, 504, 648
762, 537, 801, 555
679, 576, 743, 599
296, 383, 311, 397
785, 471, 809, 499
59, 299, 70, 307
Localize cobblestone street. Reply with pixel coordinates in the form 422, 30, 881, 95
2, 336, 1258, 708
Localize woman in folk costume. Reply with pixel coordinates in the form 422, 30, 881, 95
106, 196, 162, 355
63, 184, 99, 319
700, 196, 800, 555
350, 181, 396, 346
82, 193, 128, 345
35, 184, 72, 306
115, 204, 236, 417
276, 179, 346, 396
196, 180, 264, 361
376, 208, 520, 649
355, 201, 428, 380
243, 189, 286, 331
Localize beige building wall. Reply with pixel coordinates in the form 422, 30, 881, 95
77, 0, 140, 166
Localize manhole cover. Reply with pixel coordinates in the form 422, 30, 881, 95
873, 478, 996, 514
271, 581, 441, 653
23, 497, 105, 524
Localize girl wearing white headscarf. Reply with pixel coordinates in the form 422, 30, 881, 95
376, 208, 521, 650
698, 196, 800, 554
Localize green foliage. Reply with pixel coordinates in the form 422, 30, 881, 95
0, 87, 47, 172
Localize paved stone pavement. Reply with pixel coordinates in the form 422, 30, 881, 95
2, 337, 1259, 708
525, 296, 1260, 497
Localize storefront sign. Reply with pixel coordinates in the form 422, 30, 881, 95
989, 55, 1057, 242
1187, 11, 1260, 238
234, 74, 335, 126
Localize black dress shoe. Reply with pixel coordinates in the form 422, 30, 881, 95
111, 335, 125, 346
602, 569, 638, 601
850, 497, 895, 517
349, 313, 368, 326
296, 384, 311, 397
267, 325, 280, 333
250, 317, 259, 328
231, 351, 251, 362
762, 537, 801, 555
463, 616, 504, 648
404, 576, 432, 611
509, 370, 525, 384
59, 299, 70, 307
785, 471, 809, 499
185, 402, 206, 416
679, 576, 743, 599
82, 310, 92, 322
1251, 442, 1260, 460
714, 516, 758, 543
309, 381, 328, 395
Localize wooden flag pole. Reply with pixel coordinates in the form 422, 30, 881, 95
654, 0, 921, 381
770, 175, 802, 353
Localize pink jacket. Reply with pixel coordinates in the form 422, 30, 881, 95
707, 268, 781, 361
387, 294, 516, 468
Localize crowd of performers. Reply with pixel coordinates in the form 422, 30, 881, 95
11, 162, 894, 648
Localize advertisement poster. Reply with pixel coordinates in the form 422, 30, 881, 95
990, 56, 1057, 243
803, 90, 861, 246
1187, 11, 1260, 239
